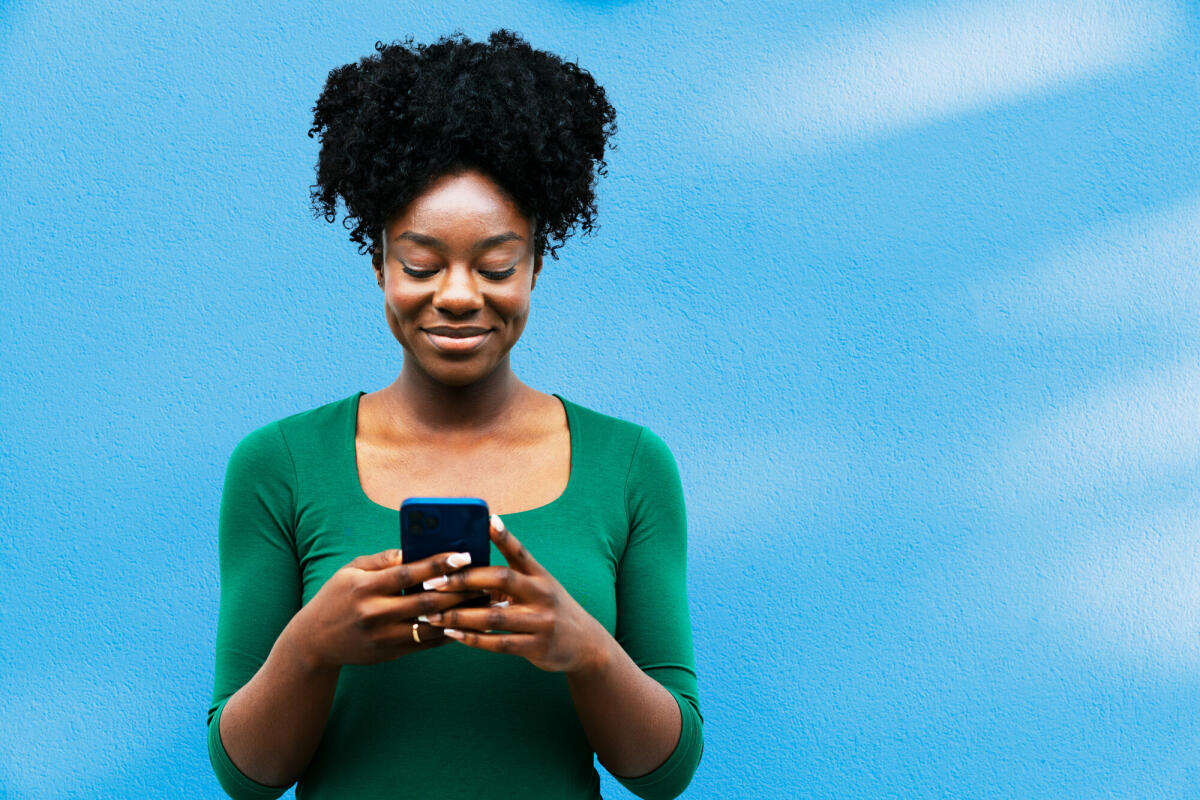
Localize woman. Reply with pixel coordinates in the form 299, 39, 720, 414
207, 30, 702, 800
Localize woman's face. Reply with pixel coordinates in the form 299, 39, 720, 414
373, 169, 542, 388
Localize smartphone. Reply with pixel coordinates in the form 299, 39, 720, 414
399, 497, 491, 601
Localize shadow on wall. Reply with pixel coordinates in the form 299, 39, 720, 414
719, 0, 1185, 155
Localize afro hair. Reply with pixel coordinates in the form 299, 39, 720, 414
308, 29, 617, 259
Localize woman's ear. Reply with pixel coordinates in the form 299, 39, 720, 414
531, 250, 542, 290
372, 247, 385, 289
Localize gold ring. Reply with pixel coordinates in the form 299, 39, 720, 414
412, 622, 421, 643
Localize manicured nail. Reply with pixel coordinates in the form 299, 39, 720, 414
490, 600, 510, 608
447, 552, 472, 568
417, 614, 437, 624
423, 575, 449, 590
442, 628, 464, 640
491, 514, 505, 532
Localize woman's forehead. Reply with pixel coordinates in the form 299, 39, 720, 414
408, 170, 523, 215
385, 171, 533, 245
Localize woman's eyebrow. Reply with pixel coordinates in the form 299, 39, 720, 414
473, 232, 523, 251
393, 231, 524, 252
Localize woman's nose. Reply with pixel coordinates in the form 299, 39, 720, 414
432, 264, 484, 315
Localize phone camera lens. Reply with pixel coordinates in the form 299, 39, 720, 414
408, 523, 423, 536
425, 515, 439, 530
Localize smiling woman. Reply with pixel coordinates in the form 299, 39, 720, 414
206, 30, 703, 800
374, 171, 541, 385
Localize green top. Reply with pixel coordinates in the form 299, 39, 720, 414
208, 392, 703, 800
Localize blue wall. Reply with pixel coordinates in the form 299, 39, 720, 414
3, 0, 1199, 796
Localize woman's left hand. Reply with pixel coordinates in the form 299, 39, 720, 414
418, 515, 610, 675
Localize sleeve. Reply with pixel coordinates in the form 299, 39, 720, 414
206, 421, 302, 800
611, 426, 704, 800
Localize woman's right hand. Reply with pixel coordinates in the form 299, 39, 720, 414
284, 548, 480, 672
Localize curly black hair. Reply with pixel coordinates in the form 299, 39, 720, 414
308, 29, 617, 259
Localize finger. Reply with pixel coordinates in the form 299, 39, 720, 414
347, 548, 404, 572
360, 590, 483, 626
420, 604, 549, 634
375, 619, 451, 649
427, 565, 534, 599
369, 550, 475, 594
441, 628, 537, 656
489, 515, 543, 575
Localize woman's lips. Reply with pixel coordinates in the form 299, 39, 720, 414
422, 329, 492, 353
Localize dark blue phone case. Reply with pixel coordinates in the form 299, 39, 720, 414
399, 497, 491, 598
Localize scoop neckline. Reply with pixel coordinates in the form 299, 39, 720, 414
347, 389, 577, 518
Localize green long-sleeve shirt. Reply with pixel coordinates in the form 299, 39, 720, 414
208, 391, 702, 800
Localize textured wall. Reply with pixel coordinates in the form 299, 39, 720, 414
3, 0, 1200, 797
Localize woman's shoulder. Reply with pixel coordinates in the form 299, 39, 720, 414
556, 394, 679, 473
557, 394, 643, 446
229, 392, 359, 462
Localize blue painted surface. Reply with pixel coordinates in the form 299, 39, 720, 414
3, 0, 1199, 796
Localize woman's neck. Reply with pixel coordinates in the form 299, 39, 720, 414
381, 356, 529, 436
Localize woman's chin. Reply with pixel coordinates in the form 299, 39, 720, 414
408, 354, 505, 388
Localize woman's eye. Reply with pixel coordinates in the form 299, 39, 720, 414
479, 266, 517, 280
402, 265, 438, 278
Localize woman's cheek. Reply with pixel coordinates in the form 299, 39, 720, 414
503, 291, 532, 334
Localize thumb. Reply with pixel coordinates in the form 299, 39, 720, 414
349, 548, 404, 571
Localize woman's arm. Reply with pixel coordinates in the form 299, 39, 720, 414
541, 422, 699, 778
208, 421, 312, 799
214, 619, 342, 791
209, 423, 475, 798
564, 629, 685, 778
584, 426, 704, 795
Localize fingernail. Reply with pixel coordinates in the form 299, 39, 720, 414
443, 628, 464, 640
423, 575, 449, 590
490, 600, 510, 608
447, 552, 472, 568
491, 514, 505, 532
417, 614, 432, 624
